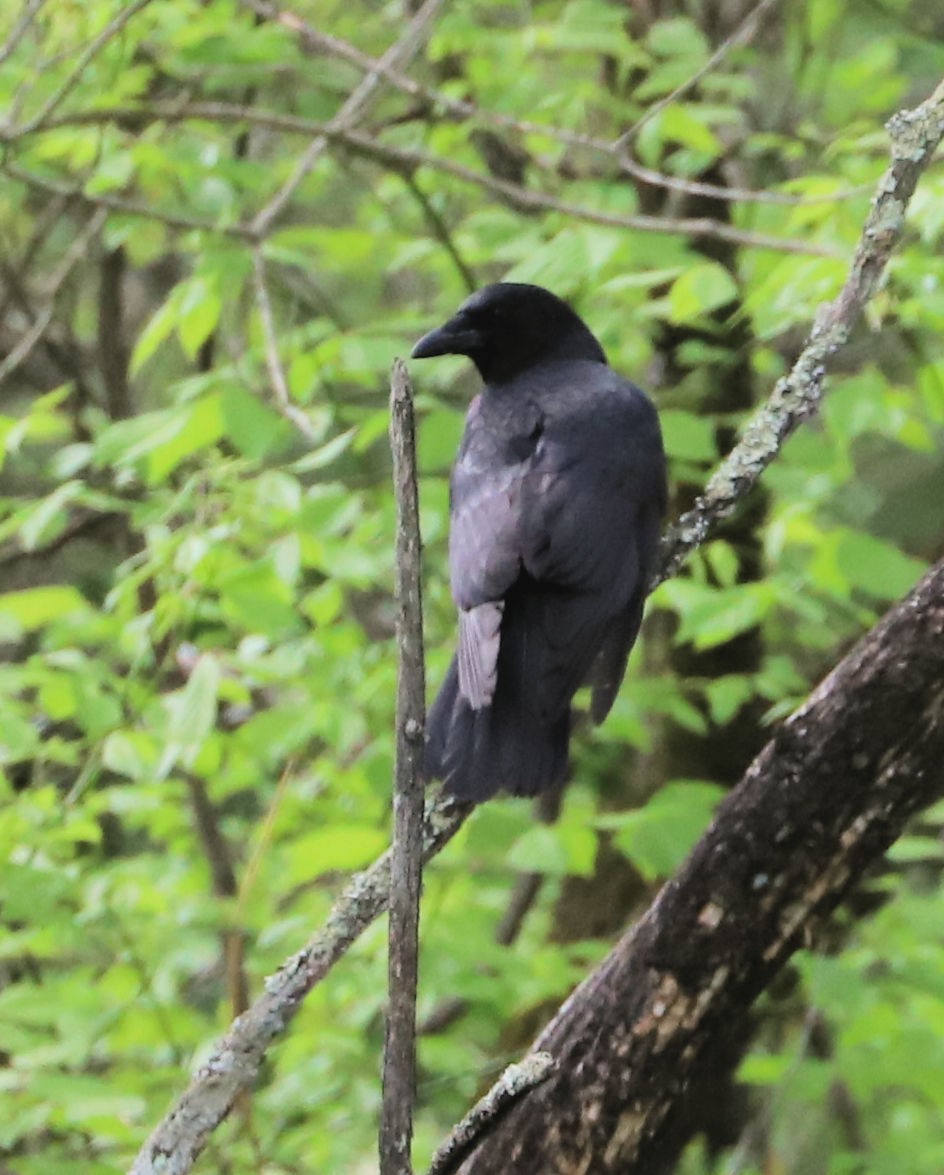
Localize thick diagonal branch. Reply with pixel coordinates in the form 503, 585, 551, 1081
456, 556, 944, 1174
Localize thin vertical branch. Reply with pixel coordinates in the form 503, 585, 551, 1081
98, 244, 131, 419
250, 245, 317, 438
401, 171, 477, 294
380, 359, 428, 1175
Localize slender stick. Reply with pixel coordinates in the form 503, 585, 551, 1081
425, 1053, 556, 1175
380, 360, 428, 1175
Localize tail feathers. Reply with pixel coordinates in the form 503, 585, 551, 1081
425, 656, 569, 802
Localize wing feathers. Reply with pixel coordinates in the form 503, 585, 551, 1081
428, 358, 666, 799
457, 602, 504, 709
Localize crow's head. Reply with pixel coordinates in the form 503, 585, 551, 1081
411, 282, 605, 384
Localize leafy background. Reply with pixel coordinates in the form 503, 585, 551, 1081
1, 0, 943, 1171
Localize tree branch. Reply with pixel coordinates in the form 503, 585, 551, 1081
379, 360, 428, 1175
655, 75, 944, 586
98, 244, 131, 419
455, 554, 944, 1173
425, 1053, 557, 1175
613, 0, 782, 151
128, 79, 944, 1175
0, 0, 47, 68
247, 0, 855, 208
248, 0, 447, 239
128, 795, 471, 1175
250, 246, 318, 438
4, 107, 845, 256
15, 0, 156, 136
401, 171, 478, 294
0, 206, 107, 387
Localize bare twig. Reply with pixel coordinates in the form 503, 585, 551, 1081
0, 228, 93, 400
184, 775, 250, 1019
614, 0, 783, 151
0, 508, 122, 570
245, 0, 853, 208
0, 206, 107, 387
15, 0, 156, 135
2, 162, 255, 239
237, 760, 296, 920
425, 1053, 556, 1175
250, 246, 317, 438
616, 150, 872, 208
249, 0, 447, 239
0, 0, 47, 68
3, 101, 839, 255
129, 80, 944, 1175
402, 172, 477, 294
380, 360, 428, 1175
5, 107, 844, 255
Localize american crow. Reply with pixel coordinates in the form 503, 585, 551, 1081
412, 282, 666, 802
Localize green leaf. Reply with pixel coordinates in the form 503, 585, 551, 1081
222, 385, 292, 459
148, 394, 224, 482
507, 822, 597, 878
0, 587, 87, 634
835, 531, 925, 601
659, 409, 717, 462
129, 288, 182, 375
157, 654, 221, 776
600, 781, 724, 881
667, 261, 739, 323
657, 580, 776, 650
418, 410, 464, 471
15, 481, 83, 550
177, 274, 223, 359
285, 824, 388, 880
659, 104, 723, 155
645, 17, 708, 59
739, 1052, 795, 1086
217, 560, 300, 635
704, 675, 754, 725
102, 731, 159, 781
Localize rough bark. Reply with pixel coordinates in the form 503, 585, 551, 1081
380, 359, 427, 1174
458, 556, 944, 1174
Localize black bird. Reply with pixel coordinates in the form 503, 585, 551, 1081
412, 282, 666, 802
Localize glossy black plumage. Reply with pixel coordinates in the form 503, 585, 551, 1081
412, 283, 666, 802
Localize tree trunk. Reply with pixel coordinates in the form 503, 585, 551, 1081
458, 556, 944, 1174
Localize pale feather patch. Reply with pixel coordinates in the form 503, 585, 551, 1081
457, 602, 504, 709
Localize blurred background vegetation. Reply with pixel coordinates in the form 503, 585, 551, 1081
1, 0, 943, 1171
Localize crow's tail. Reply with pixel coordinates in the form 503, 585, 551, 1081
425, 656, 569, 802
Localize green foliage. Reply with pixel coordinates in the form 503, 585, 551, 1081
0, 0, 942, 1171
597, 782, 725, 881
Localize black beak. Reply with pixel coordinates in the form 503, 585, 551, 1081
411, 316, 482, 360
